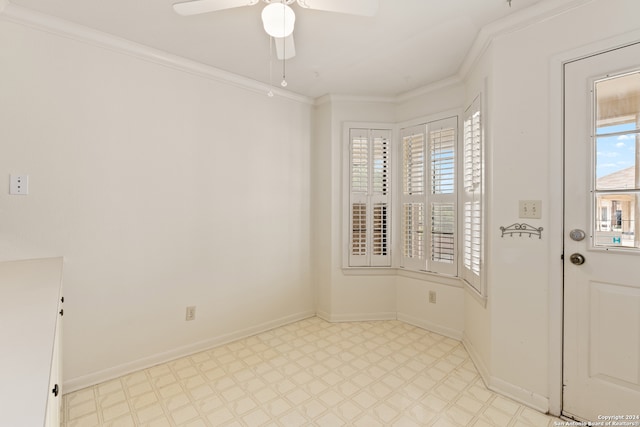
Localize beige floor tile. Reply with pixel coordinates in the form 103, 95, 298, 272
178, 418, 208, 427
134, 402, 165, 423
66, 411, 100, 427
62, 318, 563, 427
129, 390, 158, 410
143, 417, 172, 427
169, 403, 199, 424
96, 380, 124, 397
68, 397, 98, 420
97, 389, 126, 409
102, 414, 135, 427
100, 400, 131, 422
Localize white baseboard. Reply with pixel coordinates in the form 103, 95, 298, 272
488, 376, 549, 414
462, 334, 549, 414
315, 310, 331, 322
317, 310, 463, 342
462, 333, 490, 385
398, 313, 463, 341
65, 310, 548, 416
63, 310, 315, 393
316, 310, 397, 323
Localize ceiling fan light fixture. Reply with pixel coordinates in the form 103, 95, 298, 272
261, 3, 295, 38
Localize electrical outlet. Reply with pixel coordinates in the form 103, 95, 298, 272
185, 306, 196, 321
9, 174, 29, 195
429, 291, 437, 304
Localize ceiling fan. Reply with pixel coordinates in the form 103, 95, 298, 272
172, 0, 379, 60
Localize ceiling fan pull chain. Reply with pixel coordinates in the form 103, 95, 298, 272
268, 36, 274, 97
281, 0, 288, 87
281, 48, 287, 87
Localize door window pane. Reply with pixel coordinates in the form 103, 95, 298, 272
593, 71, 640, 249
595, 128, 637, 190
594, 194, 638, 248
595, 72, 640, 134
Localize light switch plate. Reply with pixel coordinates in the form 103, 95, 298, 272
519, 200, 541, 219
9, 175, 29, 195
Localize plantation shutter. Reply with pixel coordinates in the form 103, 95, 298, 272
462, 97, 483, 293
401, 125, 427, 270
428, 117, 457, 275
401, 118, 457, 274
349, 128, 391, 267
350, 130, 369, 266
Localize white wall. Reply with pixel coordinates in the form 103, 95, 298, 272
0, 18, 314, 389
396, 80, 465, 122
315, 97, 399, 321
396, 274, 464, 339
311, 100, 333, 316
467, 0, 640, 412
462, 42, 493, 389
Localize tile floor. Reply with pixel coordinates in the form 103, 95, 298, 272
63, 317, 559, 426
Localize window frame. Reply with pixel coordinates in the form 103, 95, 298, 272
399, 116, 459, 276
342, 123, 394, 269
342, 109, 477, 289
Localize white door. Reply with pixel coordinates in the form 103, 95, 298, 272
564, 42, 640, 422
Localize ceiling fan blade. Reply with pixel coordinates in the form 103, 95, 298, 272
296, 0, 378, 16
275, 35, 296, 60
173, 0, 258, 16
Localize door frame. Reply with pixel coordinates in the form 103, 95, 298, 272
549, 29, 640, 417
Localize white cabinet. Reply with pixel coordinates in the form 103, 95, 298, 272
0, 257, 64, 427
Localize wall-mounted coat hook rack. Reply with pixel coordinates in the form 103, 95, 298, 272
500, 223, 543, 239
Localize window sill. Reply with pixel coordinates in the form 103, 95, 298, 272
341, 266, 464, 288
342, 267, 397, 276
396, 268, 463, 287
464, 281, 488, 307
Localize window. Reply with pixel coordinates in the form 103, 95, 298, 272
343, 115, 473, 282
462, 96, 484, 295
347, 128, 392, 267
593, 71, 640, 249
400, 117, 458, 275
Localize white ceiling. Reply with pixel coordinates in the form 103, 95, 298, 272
7, 0, 545, 98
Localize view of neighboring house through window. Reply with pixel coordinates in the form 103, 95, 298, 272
594, 71, 640, 249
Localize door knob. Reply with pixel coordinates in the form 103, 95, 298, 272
569, 253, 585, 265
569, 229, 586, 241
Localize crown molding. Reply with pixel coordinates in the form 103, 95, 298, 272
313, 94, 332, 106
335, 0, 593, 105
395, 76, 463, 104
0, 1, 314, 105
314, 93, 397, 107
0, 0, 593, 105
458, 0, 594, 81
396, 0, 594, 104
